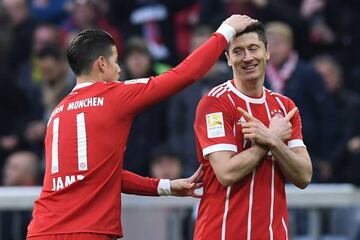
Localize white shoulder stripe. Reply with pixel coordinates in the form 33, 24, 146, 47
227, 94, 235, 106
275, 97, 287, 114
208, 83, 227, 96
208, 85, 222, 96
211, 86, 226, 97
269, 91, 282, 96
215, 86, 229, 98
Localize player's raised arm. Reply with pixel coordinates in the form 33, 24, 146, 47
124, 15, 258, 113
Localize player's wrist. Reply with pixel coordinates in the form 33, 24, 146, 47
254, 143, 268, 153
267, 135, 282, 149
158, 179, 172, 196
216, 23, 236, 43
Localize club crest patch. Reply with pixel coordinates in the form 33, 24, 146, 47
206, 112, 225, 138
271, 109, 284, 118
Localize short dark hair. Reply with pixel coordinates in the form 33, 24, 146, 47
124, 37, 150, 59
150, 146, 183, 165
67, 29, 115, 75
37, 45, 63, 61
226, 22, 267, 52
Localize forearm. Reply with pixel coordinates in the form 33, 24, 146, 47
133, 26, 233, 111
269, 138, 312, 189
121, 170, 160, 196
212, 145, 268, 186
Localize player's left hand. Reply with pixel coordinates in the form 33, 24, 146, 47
170, 165, 203, 198
268, 107, 297, 141
237, 107, 274, 145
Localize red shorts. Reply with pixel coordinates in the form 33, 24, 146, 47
27, 233, 117, 240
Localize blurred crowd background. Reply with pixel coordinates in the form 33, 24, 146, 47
0, 0, 359, 239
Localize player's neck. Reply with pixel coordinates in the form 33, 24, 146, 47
233, 77, 264, 98
76, 73, 101, 85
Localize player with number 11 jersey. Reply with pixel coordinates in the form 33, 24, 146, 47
27, 15, 259, 240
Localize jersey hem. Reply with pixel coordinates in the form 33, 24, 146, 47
27, 229, 122, 238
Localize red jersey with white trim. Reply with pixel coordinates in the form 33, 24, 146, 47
194, 80, 305, 240
27, 32, 229, 238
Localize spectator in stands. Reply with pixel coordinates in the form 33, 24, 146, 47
0, 151, 40, 240
2, 151, 40, 186
313, 55, 360, 184
149, 148, 184, 180
62, 0, 123, 57
264, 21, 336, 182
0, 3, 12, 76
0, 74, 29, 170
17, 23, 62, 124
23, 45, 75, 153
167, 25, 232, 176
30, 0, 68, 24
121, 37, 170, 176
107, 0, 196, 64
36, 45, 75, 117
312, 53, 360, 240
2, 0, 37, 71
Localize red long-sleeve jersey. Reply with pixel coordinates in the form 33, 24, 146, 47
194, 81, 305, 239
27, 31, 228, 238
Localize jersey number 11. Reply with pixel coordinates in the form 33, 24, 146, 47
51, 112, 88, 174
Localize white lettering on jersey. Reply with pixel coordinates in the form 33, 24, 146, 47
67, 97, 104, 111
206, 112, 225, 138
124, 78, 149, 84
47, 105, 64, 126
51, 175, 85, 191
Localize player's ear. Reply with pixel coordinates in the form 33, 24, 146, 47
225, 51, 232, 67
97, 56, 106, 73
266, 44, 270, 61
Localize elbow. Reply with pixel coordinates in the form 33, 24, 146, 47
296, 179, 310, 189
295, 172, 312, 190
216, 174, 235, 187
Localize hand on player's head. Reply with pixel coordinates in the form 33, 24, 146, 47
223, 15, 258, 34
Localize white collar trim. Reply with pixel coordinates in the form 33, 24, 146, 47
72, 82, 94, 91
226, 80, 266, 104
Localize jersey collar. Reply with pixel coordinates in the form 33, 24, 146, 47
226, 80, 266, 104
72, 82, 94, 91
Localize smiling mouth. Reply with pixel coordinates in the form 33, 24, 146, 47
242, 64, 258, 70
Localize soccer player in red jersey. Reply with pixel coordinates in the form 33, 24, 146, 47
26, 15, 259, 240
193, 22, 313, 239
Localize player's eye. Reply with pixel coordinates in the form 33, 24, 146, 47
249, 46, 258, 51
233, 48, 243, 55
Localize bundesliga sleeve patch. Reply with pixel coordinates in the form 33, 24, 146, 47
206, 112, 225, 138
124, 78, 149, 84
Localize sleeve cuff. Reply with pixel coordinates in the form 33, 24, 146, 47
158, 179, 172, 196
288, 139, 306, 148
202, 143, 238, 157
216, 23, 236, 43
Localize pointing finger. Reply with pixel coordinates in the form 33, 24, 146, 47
237, 107, 258, 122
284, 107, 298, 121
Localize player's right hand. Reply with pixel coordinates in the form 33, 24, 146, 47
223, 14, 258, 34
170, 165, 203, 198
